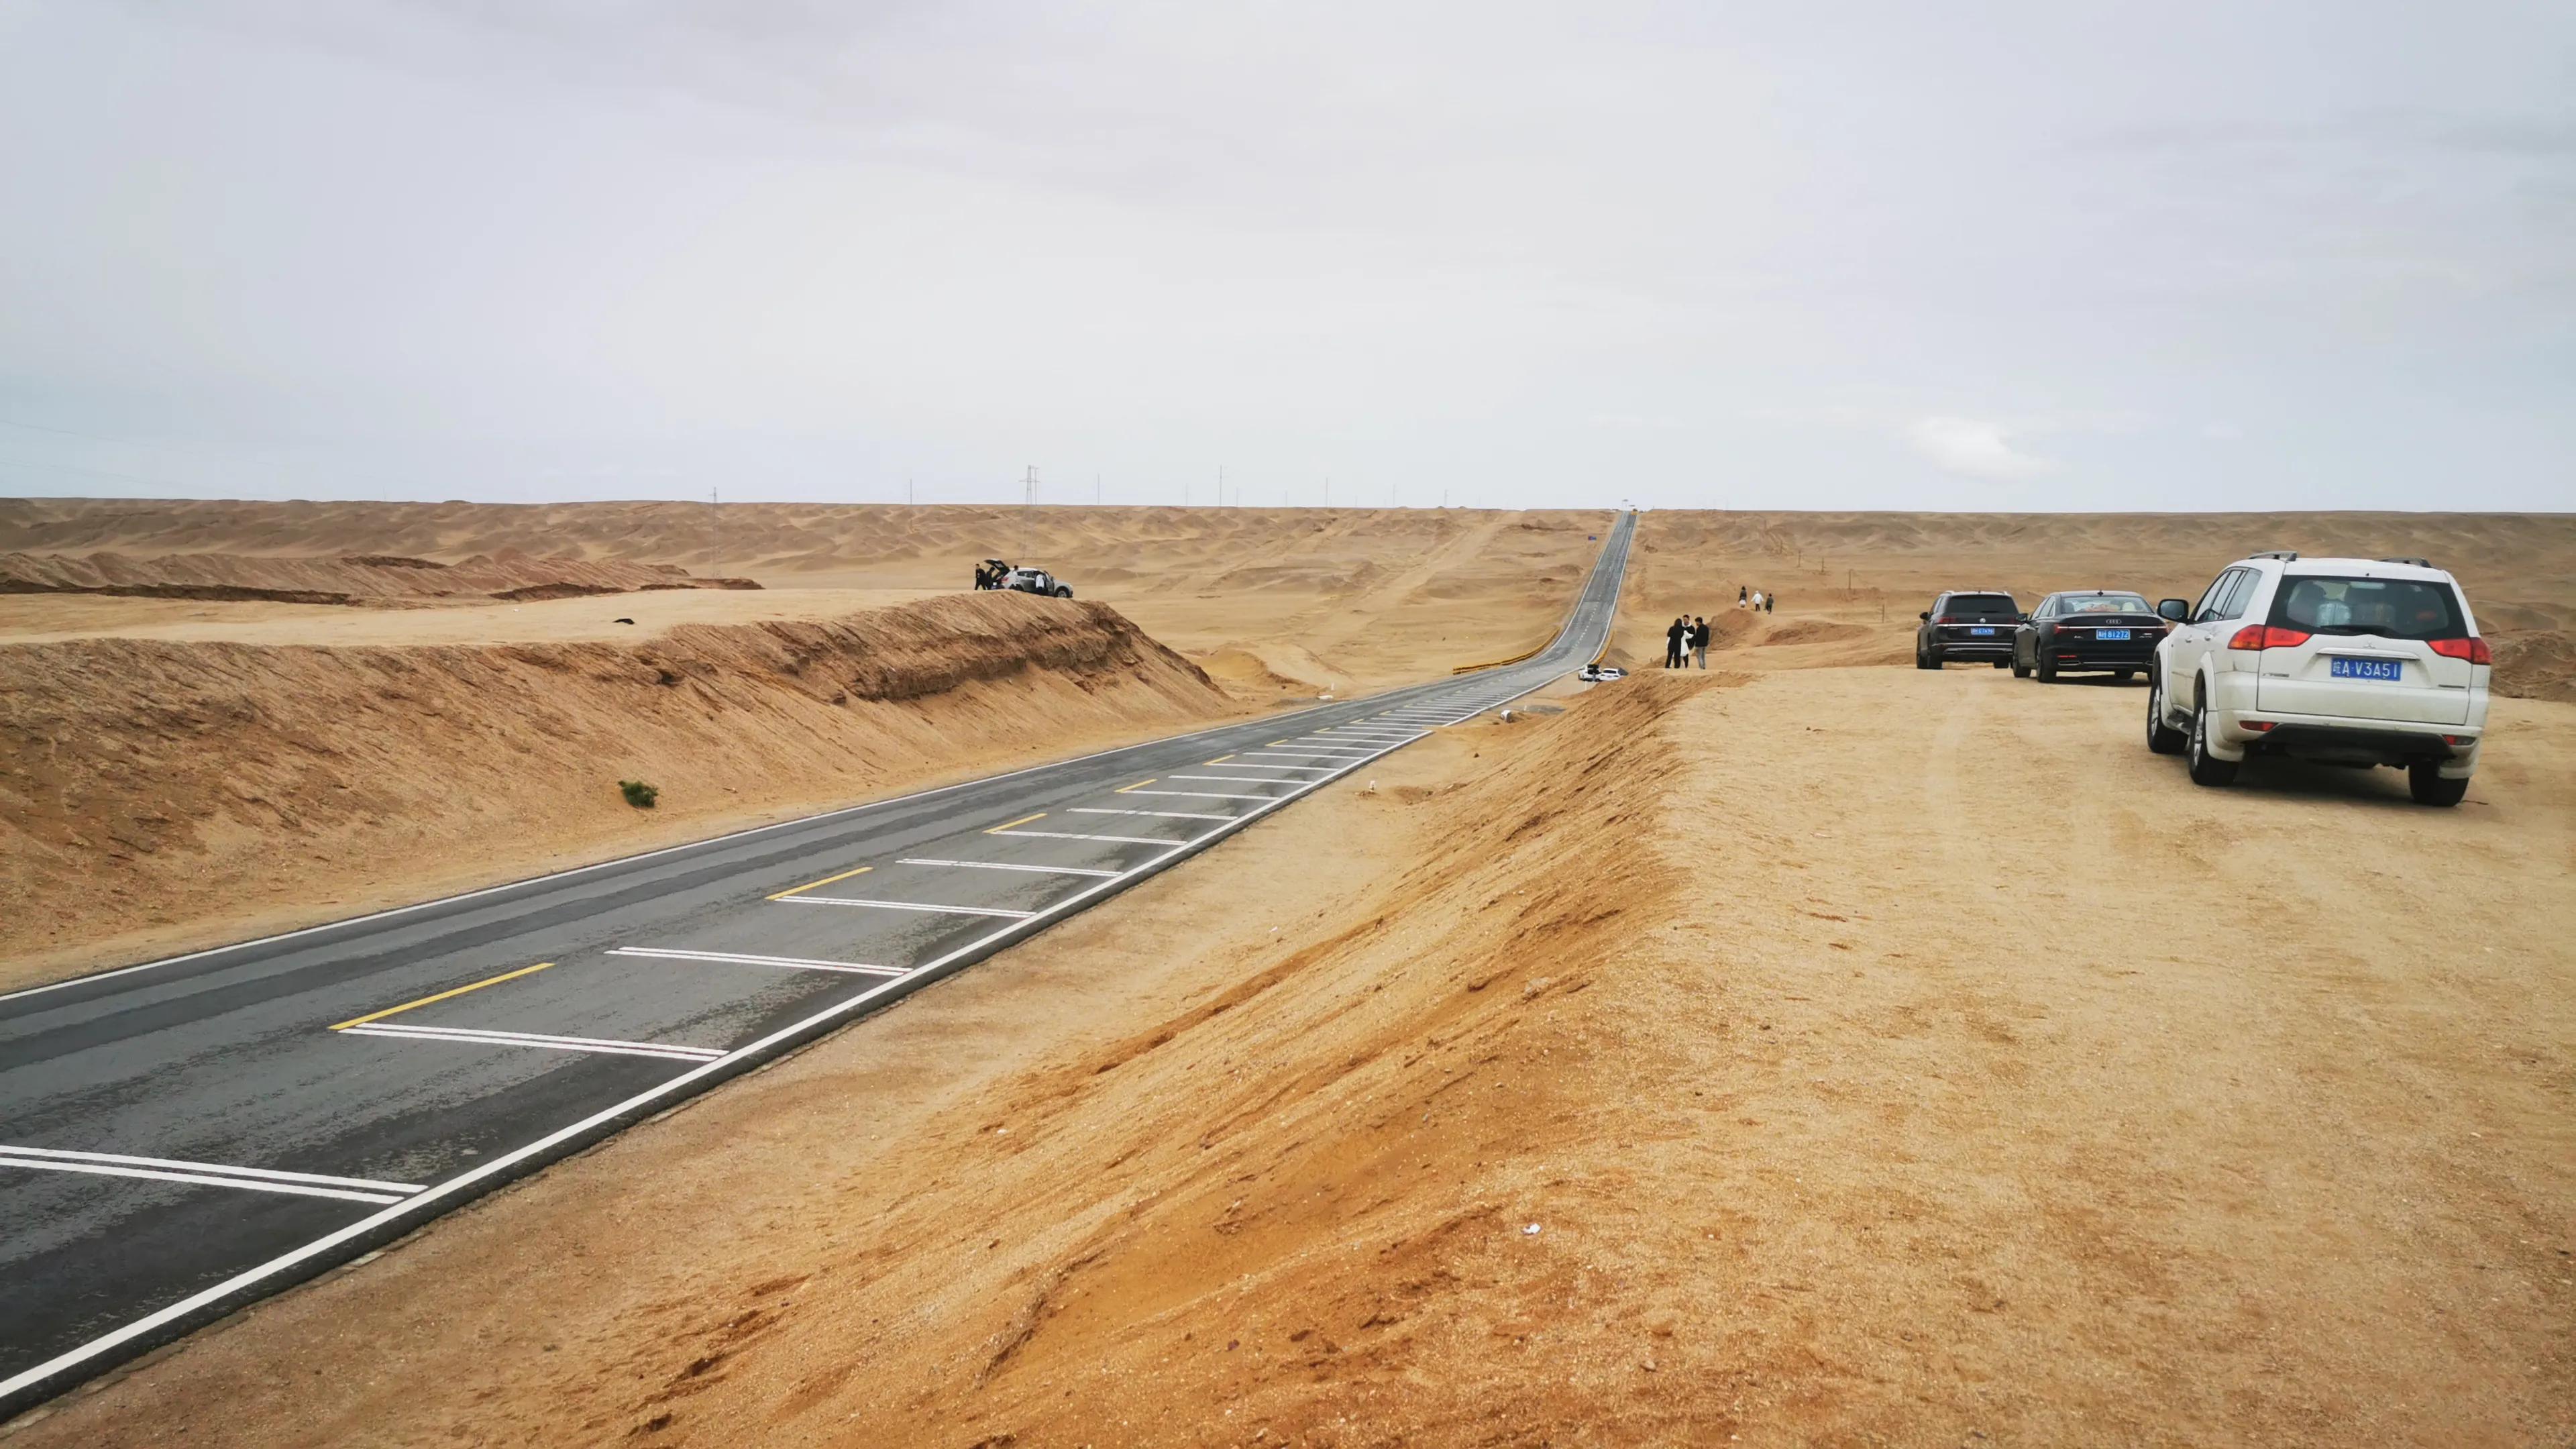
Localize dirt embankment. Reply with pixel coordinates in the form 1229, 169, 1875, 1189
0, 549, 759, 606
32, 670, 2571, 1446
1618, 510, 2576, 696
0, 592, 1236, 988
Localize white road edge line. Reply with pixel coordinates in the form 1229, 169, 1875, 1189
0, 1157, 411, 1207
0, 517, 1628, 1408
606, 947, 902, 977
0, 1145, 421, 1194
897, 857, 1121, 879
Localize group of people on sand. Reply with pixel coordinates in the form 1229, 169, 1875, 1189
971, 558, 1012, 589
1662, 586, 1781, 668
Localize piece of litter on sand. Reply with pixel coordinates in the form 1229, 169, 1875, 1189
1523, 1223, 1542, 1236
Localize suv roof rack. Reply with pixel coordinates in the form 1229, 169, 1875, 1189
2379, 556, 2434, 568
2247, 550, 2299, 561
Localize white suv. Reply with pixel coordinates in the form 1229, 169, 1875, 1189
2146, 551, 2490, 806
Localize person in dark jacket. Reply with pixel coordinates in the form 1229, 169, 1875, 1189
1690, 616, 1710, 667
1664, 616, 1686, 668
1765, 592, 1776, 614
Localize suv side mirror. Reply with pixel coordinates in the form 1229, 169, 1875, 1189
2157, 598, 2190, 622
1918, 611, 1931, 621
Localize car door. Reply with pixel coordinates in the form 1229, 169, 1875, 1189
2169, 568, 2246, 708
2019, 596, 2054, 666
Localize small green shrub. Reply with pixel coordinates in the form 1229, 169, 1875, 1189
620, 779, 659, 809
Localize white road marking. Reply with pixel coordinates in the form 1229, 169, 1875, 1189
1069, 807, 1232, 821
1235, 750, 1358, 760
606, 947, 902, 977
0, 1155, 413, 1207
1167, 774, 1295, 786
898, 857, 1121, 879
1119, 788, 1275, 800
778, 897, 1038, 919
1191, 763, 1331, 773
338, 1022, 724, 1062
0, 1145, 421, 1195
992, 828, 1189, 845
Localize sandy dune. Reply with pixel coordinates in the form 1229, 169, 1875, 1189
31, 669, 2569, 1447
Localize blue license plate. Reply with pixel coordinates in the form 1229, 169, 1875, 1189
1969, 627, 1996, 636
2330, 657, 2402, 682
2097, 628, 2130, 641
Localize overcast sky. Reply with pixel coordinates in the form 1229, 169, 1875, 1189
2, 1, 2569, 511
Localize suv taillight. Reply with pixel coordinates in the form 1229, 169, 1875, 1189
2227, 625, 2312, 651
2428, 637, 2492, 665
1934, 615, 1959, 624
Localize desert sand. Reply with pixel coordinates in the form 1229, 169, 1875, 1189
23, 668, 2570, 1448
5, 502, 2573, 1445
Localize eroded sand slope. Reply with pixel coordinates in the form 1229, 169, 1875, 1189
31, 671, 2571, 1446
0, 593, 1236, 987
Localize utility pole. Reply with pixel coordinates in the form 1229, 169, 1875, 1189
1095, 473, 1102, 505
907, 476, 914, 506
710, 486, 720, 574
1218, 465, 1226, 508
1023, 466, 1038, 506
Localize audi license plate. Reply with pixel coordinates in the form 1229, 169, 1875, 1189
1969, 627, 1996, 636
2097, 628, 2131, 641
2330, 657, 2403, 682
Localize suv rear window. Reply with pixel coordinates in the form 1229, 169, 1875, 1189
2271, 576, 2465, 639
1942, 595, 2017, 616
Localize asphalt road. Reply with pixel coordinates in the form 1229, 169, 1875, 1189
0, 511, 1633, 1415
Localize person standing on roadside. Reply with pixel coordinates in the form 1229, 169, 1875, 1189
1691, 616, 1710, 667
1664, 616, 1686, 668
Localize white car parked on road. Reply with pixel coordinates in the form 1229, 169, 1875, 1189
2146, 551, 2490, 805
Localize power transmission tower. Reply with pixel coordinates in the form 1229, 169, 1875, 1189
1023, 466, 1038, 506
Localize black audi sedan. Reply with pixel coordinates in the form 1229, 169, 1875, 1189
2011, 591, 2168, 681
1915, 590, 2023, 668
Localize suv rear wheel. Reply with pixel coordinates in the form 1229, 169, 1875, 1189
1916, 644, 1939, 670
2186, 692, 2239, 786
2034, 653, 2058, 683
2145, 671, 2186, 755
2408, 761, 2468, 807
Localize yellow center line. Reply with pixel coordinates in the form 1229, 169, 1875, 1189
987, 812, 1048, 835
767, 865, 873, 901
331, 961, 554, 1032
1205, 754, 1235, 765
1114, 780, 1158, 794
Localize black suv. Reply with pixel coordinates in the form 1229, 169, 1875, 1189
1915, 590, 2022, 669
